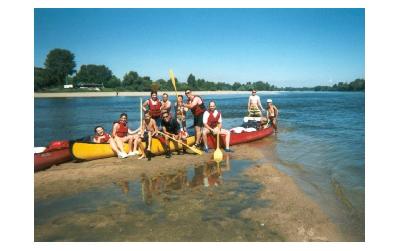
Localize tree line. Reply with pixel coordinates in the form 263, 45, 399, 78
35, 48, 364, 92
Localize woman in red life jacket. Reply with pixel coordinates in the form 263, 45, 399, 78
93, 126, 125, 157
112, 113, 142, 158
142, 91, 162, 128
184, 89, 206, 147
202, 100, 233, 153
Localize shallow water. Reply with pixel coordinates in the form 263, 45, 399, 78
35, 91, 364, 241
35, 159, 284, 241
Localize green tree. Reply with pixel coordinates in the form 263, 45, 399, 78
105, 75, 121, 88
232, 82, 242, 91
44, 49, 76, 87
74, 64, 112, 85
122, 71, 140, 87
34, 67, 51, 91
187, 74, 196, 89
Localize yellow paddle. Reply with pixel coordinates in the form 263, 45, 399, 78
158, 131, 203, 155
213, 130, 223, 162
169, 69, 179, 101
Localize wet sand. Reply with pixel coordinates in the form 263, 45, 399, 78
35, 142, 344, 241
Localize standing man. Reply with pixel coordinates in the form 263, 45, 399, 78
184, 89, 206, 148
160, 93, 172, 115
202, 101, 233, 153
266, 99, 279, 133
247, 89, 265, 117
142, 91, 162, 128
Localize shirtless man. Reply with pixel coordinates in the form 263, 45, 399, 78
247, 89, 265, 117
160, 93, 172, 115
139, 111, 169, 160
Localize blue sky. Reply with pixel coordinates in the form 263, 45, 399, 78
34, 8, 364, 87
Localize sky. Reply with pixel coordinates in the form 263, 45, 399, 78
34, 8, 365, 87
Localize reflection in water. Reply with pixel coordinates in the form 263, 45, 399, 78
140, 156, 231, 205
114, 181, 130, 195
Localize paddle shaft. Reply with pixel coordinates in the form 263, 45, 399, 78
158, 131, 202, 155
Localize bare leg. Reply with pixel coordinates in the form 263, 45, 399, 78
115, 137, 126, 153
195, 126, 202, 145
133, 135, 141, 152
202, 128, 210, 149
108, 138, 119, 154
221, 129, 231, 149
128, 135, 134, 152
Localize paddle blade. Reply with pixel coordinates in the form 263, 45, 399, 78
213, 149, 223, 162
169, 69, 177, 90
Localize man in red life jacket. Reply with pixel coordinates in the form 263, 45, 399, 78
93, 126, 127, 158
202, 101, 233, 153
184, 89, 206, 148
112, 113, 141, 158
142, 91, 162, 128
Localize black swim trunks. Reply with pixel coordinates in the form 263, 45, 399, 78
193, 113, 204, 127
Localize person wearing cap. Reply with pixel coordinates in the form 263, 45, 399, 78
262, 99, 279, 132
247, 89, 265, 117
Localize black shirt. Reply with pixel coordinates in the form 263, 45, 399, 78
161, 118, 180, 134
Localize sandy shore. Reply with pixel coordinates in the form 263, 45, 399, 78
34, 91, 271, 98
35, 142, 344, 241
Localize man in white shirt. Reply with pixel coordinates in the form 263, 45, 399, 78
202, 101, 233, 153
247, 89, 265, 117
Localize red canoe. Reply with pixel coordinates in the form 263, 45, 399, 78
206, 126, 274, 149
34, 141, 72, 172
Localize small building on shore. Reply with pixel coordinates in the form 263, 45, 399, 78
76, 83, 104, 91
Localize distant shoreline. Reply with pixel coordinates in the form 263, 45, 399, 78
34, 91, 272, 98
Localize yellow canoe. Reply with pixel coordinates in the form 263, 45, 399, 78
71, 136, 196, 161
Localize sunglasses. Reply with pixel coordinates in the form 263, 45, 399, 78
185, 92, 190, 95
163, 116, 169, 119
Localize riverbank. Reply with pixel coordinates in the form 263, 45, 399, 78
35, 142, 344, 241
34, 91, 271, 98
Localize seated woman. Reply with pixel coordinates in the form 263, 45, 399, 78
112, 113, 142, 158
93, 126, 127, 159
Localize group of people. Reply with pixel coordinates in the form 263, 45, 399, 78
247, 89, 279, 132
92, 89, 278, 160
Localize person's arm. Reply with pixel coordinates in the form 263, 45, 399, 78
258, 96, 265, 111
217, 113, 222, 131
202, 111, 212, 131
185, 97, 199, 109
274, 106, 279, 117
112, 123, 119, 138
128, 127, 140, 135
248, 96, 251, 111
93, 136, 100, 143
142, 100, 149, 112
162, 125, 169, 135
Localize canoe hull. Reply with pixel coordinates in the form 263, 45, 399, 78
71, 136, 196, 161
34, 148, 72, 172
206, 126, 274, 149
